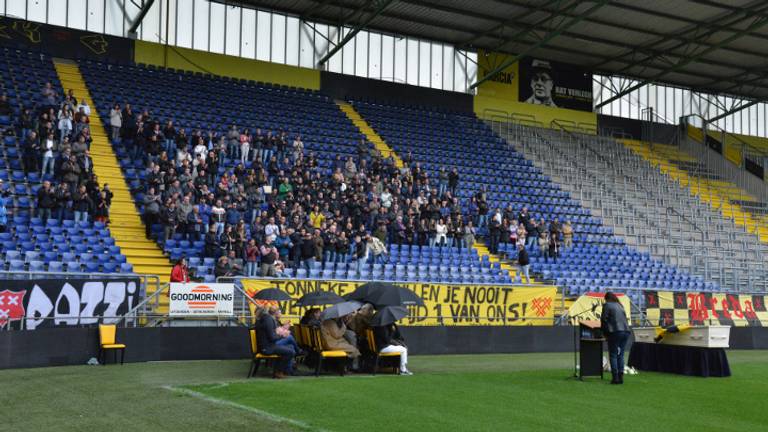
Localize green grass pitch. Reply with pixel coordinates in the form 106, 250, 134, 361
1, 351, 766, 432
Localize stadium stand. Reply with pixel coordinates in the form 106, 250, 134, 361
623, 139, 768, 243
0, 50, 130, 275
351, 101, 713, 298
77, 59, 513, 284
504, 123, 766, 292
53, 59, 173, 282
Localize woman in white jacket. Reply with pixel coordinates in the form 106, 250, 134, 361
57, 108, 73, 143
435, 218, 447, 248
108, 103, 122, 142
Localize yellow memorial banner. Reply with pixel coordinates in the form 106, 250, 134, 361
568, 292, 631, 325
476, 49, 519, 101
241, 279, 557, 326
644, 291, 768, 327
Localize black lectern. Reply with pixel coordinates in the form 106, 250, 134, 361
578, 320, 604, 380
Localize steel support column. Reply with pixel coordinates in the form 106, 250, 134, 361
128, 0, 155, 36
317, 0, 395, 66
595, 14, 768, 109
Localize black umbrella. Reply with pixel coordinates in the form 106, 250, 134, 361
321, 300, 364, 320
252, 288, 292, 301
366, 286, 425, 307
295, 290, 345, 307
370, 306, 409, 326
346, 282, 425, 307
345, 282, 395, 301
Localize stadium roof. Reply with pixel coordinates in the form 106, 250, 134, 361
224, 0, 768, 106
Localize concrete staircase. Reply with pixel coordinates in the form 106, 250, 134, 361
336, 101, 404, 169
53, 59, 173, 293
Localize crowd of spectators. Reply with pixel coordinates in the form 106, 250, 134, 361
23, 82, 576, 280
104, 99, 577, 279
25, 83, 113, 225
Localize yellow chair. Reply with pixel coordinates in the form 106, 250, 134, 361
309, 327, 348, 377
365, 328, 401, 375
248, 329, 280, 378
98, 324, 126, 365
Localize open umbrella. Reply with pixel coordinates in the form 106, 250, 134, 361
321, 300, 363, 320
252, 288, 292, 301
346, 282, 425, 307
345, 282, 395, 301
370, 306, 409, 326
295, 290, 345, 307
366, 286, 425, 307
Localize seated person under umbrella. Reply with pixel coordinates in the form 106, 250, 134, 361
300, 308, 322, 327
321, 301, 362, 367
372, 306, 412, 375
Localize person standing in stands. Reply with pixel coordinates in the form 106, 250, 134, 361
260, 236, 279, 277
562, 220, 574, 248
72, 184, 92, 223
352, 234, 367, 275
170, 257, 190, 283
601, 292, 630, 384
22, 131, 40, 174
489, 208, 502, 254
448, 167, 459, 196
36, 180, 55, 224
93, 190, 110, 225
538, 230, 549, 262
517, 243, 530, 284
109, 104, 122, 142
548, 231, 559, 263
0, 190, 7, 233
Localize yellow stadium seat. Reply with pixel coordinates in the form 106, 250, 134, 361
309, 326, 348, 377
248, 329, 280, 378
365, 328, 401, 375
98, 324, 126, 365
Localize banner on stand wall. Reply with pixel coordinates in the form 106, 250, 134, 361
0, 278, 140, 330
241, 279, 557, 326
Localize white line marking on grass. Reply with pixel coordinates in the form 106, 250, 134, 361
163, 386, 331, 432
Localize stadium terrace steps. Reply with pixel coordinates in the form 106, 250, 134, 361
53, 59, 173, 290
472, 242, 528, 283
622, 139, 768, 243
336, 101, 404, 169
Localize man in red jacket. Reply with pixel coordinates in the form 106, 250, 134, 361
170, 257, 190, 283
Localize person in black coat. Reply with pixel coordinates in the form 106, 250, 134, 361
601, 292, 630, 384
256, 310, 295, 378
373, 323, 411, 375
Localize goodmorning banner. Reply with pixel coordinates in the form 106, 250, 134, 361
241, 279, 557, 326
169, 283, 234, 317
644, 291, 768, 327
0, 278, 140, 330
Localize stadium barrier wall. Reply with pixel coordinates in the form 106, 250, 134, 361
133, 40, 321, 90
320, 71, 473, 113
2, 326, 768, 369
0, 16, 133, 63
597, 114, 678, 143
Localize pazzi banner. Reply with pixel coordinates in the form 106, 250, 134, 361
0, 278, 140, 330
